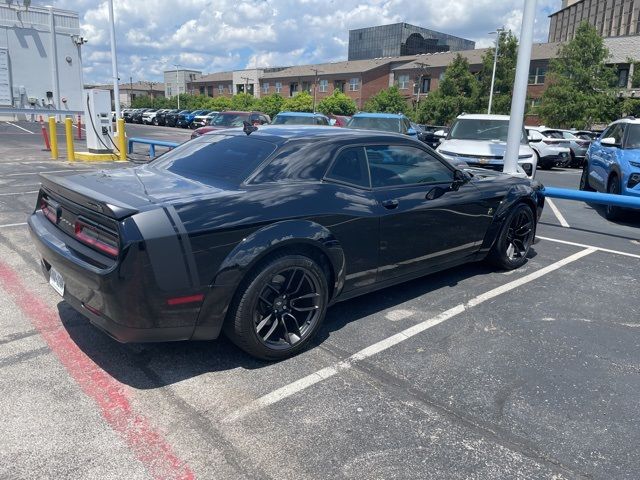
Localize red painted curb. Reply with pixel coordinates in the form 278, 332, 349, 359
0, 261, 195, 480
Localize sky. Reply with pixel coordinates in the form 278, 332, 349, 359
48, 0, 561, 84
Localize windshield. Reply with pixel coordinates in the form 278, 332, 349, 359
347, 116, 401, 133
273, 115, 316, 125
626, 124, 640, 149
210, 113, 250, 127
449, 119, 526, 144
151, 134, 277, 185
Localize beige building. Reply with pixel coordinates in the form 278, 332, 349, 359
549, 0, 640, 42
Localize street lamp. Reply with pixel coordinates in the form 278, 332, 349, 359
487, 26, 505, 115
312, 69, 323, 112
173, 63, 182, 109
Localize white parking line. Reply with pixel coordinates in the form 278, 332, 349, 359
545, 198, 570, 228
0, 222, 27, 229
0, 190, 38, 197
538, 235, 640, 260
4, 121, 35, 134
226, 247, 597, 422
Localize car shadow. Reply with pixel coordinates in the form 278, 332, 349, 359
57, 254, 534, 390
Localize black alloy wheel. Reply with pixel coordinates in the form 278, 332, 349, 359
605, 175, 622, 221
489, 204, 535, 270
225, 254, 328, 360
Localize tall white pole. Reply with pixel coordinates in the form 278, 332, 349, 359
503, 0, 537, 175
174, 64, 180, 109
487, 33, 500, 114
107, 0, 121, 127
48, 7, 60, 118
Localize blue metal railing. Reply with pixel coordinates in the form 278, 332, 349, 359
127, 137, 179, 158
543, 186, 640, 209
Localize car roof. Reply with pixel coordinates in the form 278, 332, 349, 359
457, 114, 510, 120
352, 112, 405, 119
276, 111, 327, 117
609, 117, 640, 126
218, 110, 263, 115
202, 124, 415, 144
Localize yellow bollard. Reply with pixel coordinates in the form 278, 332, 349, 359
64, 117, 75, 162
116, 118, 127, 161
48, 117, 58, 160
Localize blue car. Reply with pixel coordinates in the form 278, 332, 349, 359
177, 109, 209, 128
346, 113, 418, 137
580, 118, 640, 219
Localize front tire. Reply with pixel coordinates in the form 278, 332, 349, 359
579, 163, 594, 191
605, 174, 622, 221
488, 204, 535, 270
224, 253, 329, 361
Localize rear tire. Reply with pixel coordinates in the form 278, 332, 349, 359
488, 203, 535, 270
224, 253, 329, 361
605, 174, 622, 221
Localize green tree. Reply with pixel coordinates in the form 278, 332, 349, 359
539, 22, 618, 129
317, 90, 357, 116
363, 86, 408, 114
231, 93, 257, 111
204, 96, 232, 111
417, 54, 480, 125
282, 91, 314, 112
478, 30, 518, 114
257, 93, 285, 117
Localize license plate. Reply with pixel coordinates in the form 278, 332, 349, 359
49, 267, 65, 297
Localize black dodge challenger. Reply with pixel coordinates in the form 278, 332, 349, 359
29, 126, 544, 360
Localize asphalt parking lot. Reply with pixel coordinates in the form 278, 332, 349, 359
1, 120, 639, 479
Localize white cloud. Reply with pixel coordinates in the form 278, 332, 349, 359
49, 0, 562, 84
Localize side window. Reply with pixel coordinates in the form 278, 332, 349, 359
260, 115, 270, 124
250, 114, 260, 125
366, 145, 453, 188
528, 130, 543, 141
325, 147, 370, 188
611, 124, 625, 144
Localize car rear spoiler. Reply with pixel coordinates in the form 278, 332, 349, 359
39, 174, 142, 220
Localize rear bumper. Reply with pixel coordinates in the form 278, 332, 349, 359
539, 153, 570, 168
28, 212, 208, 343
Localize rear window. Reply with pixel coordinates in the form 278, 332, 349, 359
151, 134, 277, 185
347, 116, 401, 133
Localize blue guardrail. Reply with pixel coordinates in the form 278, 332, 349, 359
127, 137, 179, 158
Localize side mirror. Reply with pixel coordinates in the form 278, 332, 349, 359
438, 137, 445, 144
434, 129, 445, 137
450, 169, 468, 191
601, 137, 618, 147
407, 128, 417, 136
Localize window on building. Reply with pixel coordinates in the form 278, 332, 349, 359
218, 84, 224, 94
275, 82, 282, 93
530, 98, 542, 109
207, 86, 213, 96
199, 86, 205, 95
618, 68, 630, 88
262, 82, 269, 94
302, 81, 311, 93
334, 80, 345, 93
413, 77, 430, 94
167, 87, 172, 96
319, 79, 328, 92
528, 66, 547, 85
289, 82, 299, 97
349, 77, 360, 91
228, 84, 233, 94
397, 74, 410, 89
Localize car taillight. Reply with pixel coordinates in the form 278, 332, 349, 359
40, 197, 59, 224
74, 218, 119, 257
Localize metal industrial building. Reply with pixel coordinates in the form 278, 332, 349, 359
0, 2, 83, 112
548, 0, 640, 42
348, 23, 475, 61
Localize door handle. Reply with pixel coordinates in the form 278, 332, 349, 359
382, 199, 399, 210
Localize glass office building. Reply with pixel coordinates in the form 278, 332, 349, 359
348, 23, 475, 61
549, 0, 640, 42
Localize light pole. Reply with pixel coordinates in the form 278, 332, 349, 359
413, 62, 429, 111
312, 69, 323, 112
504, 0, 537, 175
173, 63, 182, 109
488, 27, 505, 115
107, 0, 121, 126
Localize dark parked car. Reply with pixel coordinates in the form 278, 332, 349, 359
272, 112, 330, 125
165, 110, 189, 128
420, 125, 450, 149
191, 111, 270, 138
131, 108, 150, 124
29, 126, 544, 360
177, 109, 209, 129
157, 109, 179, 126
123, 109, 138, 123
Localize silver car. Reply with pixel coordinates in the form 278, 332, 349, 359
538, 128, 591, 168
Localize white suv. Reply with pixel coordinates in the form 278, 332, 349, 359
436, 114, 537, 178
525, 128, 571, 169
142, 109, 160, 125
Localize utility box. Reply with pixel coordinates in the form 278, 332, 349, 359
83, 89, 113, 153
